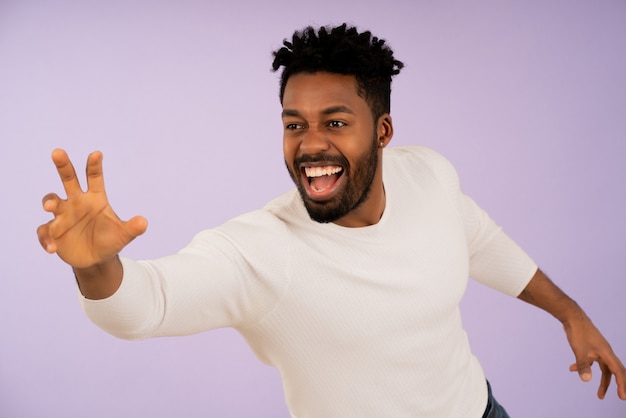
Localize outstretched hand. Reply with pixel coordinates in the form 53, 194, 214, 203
564, 315, 626, 400
37, 149, 147, 269
518, 269, 626, 401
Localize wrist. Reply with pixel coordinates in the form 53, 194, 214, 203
73, 255, 123, 300
560, 304, 589, 328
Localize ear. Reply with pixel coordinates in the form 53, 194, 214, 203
376, 114, 393, 149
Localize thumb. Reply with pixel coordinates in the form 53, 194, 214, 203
570, 360, 593, 382
125, 216, 148, 238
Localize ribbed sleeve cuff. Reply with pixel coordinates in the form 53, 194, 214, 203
78, 258, 160, 340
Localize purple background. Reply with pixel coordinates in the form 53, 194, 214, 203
1, 1, 625, 416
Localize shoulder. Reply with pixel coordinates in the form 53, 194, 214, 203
182, 201, 294, 272
206, 189, 304, 243
384, 146, 461, 188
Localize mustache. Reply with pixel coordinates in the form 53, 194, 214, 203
293, 153, 349, 168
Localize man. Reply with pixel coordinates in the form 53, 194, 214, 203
37, 24, 625, 417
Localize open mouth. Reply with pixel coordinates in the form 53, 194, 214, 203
301, 164, 344, 198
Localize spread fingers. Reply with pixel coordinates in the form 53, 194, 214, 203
51, 149, 83, 197
36, 223, 56, 254
85, 150, 105, 193
42, 193, 62, 214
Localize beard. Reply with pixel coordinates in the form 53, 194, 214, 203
286, 133, 379, 224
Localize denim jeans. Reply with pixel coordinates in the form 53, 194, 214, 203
482, 381, 510, 418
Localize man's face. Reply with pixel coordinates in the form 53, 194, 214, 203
282, 72, 386, 226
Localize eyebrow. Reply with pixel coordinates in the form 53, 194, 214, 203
281, 105, 355, 118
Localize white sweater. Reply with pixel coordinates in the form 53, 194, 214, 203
81, 146, 537, 417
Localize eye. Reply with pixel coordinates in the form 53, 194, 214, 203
328, 120, 346, 128
285, 123, 303, 130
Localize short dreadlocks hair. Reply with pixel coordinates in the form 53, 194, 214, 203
271, 23, 404, 121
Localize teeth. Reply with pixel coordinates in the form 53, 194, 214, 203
304, 166, 342, 178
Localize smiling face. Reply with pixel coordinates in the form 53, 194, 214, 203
282, 72, 393, 227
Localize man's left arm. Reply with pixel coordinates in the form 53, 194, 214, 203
518, 269, 626, 400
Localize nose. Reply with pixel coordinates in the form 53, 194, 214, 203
299, 125, 330, 154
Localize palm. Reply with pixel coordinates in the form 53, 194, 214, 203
51, 191, 130, 268
38, 149, 147, 269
